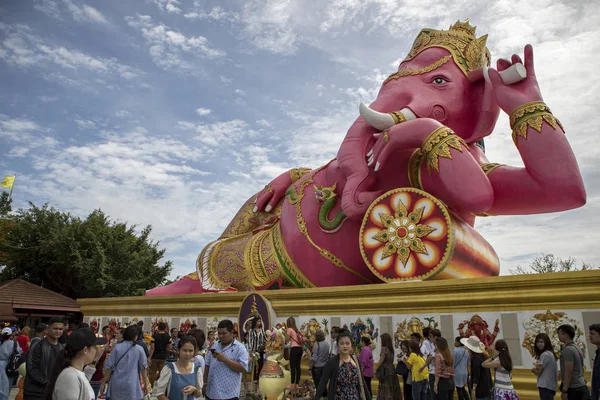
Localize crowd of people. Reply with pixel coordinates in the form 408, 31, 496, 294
0, 319, 595, 400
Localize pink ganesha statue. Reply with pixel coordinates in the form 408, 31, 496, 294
149, 20, 585, 295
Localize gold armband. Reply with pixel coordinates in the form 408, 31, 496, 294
480, 163, 503, 175
421, 127, 468, 173
510, 101, 563, 145
407, 127, 468, 189
289, 168, 311, 184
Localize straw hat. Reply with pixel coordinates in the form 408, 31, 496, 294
460, 336, 485, 353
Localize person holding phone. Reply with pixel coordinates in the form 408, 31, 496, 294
203, 320, 248, 400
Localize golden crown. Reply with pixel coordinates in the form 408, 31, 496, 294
402, 19, 491, 77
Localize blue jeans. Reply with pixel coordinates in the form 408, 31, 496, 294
91, 383, 101, 400
429, 374, 438, 400
539, 387, 555, 400
413, 379, 429, 400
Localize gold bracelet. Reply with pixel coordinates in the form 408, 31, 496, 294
510, 101, 563, 144
420, 127, 467, 173
289, 168, 311, 184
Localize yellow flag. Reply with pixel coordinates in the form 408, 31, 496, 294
0, 176, 15, 189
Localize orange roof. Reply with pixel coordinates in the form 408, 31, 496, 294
0, 279, 80, 312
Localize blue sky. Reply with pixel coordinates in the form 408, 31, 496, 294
1, 0, 598, 280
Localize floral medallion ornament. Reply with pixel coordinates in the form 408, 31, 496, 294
522, 310, 586, 359
360, 188, 453, 281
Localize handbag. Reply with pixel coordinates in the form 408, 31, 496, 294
395, 360, 408, 376
6, 341, 24, 377
375, 364, 386, 381
105, 343, 136, 385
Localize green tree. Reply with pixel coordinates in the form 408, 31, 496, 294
0, 192, 11, 216
0, 203, 172, 298
510, 253, 595, 275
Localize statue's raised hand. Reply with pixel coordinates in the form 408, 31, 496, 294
487, 45, 543, 114
254, 171, 294, 213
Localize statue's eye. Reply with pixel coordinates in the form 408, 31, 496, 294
432, 77, 448, 85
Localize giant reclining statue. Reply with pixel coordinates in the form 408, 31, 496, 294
148, 20, 585, 295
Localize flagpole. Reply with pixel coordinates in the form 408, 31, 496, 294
8, 174, 15, 201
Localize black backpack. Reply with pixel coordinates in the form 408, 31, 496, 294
6, 340, 24, 377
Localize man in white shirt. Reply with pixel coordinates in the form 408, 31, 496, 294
419, 327, 441, 400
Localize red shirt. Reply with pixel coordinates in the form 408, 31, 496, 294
16, 335, 30, 354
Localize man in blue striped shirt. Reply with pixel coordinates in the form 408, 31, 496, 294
203, 319, 249, 400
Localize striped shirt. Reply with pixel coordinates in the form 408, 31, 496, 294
494, 367, 514, 390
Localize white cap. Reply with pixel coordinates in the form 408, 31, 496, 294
2, 327, 13, 335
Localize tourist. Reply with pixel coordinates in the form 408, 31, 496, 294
397, 340, 412, 400
171, 328, 180, 352
482, 339, 519, 400
203, 319, 248, 400
376, 333, 402, 399
330, 326, 340, 357
557, 324, 589, 400
206, 331, 216, 350
248, 317, 266, 381
149, 322, 173, 386
155, 336, 203, 400
420, 328, 441, 400
100, 325, 148, 400
460, 336, 492, 400
589, 324, 600, 400
89, 346, 107, 399
285, 317, 303, 385
46, 327, 107, 400
30, 324, 47, 348
531, 333, 558, 400
102, 325, 149, 400
433, 338, 454, 400
402, 340, 429, 400
24, 318, 65, 400
188, 329, 207, 365
453, 337, 470, 400
358, 337, 374, 397
310, 330, 330, 396
16, 327, 31, 355
0, 327, 18, 400
314, 329, 370, 400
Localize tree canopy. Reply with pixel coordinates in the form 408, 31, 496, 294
0, 199, 172, 299
510, 253, 595, 275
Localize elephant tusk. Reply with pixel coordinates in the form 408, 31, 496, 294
359, 103, 415, 131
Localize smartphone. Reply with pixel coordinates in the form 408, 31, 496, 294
210, 348, 217, 354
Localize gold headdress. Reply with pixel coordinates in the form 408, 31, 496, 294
402, 19, 491, 78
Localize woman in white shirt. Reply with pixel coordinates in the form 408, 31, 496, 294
47, 327, 107, 400
155, 336, 203, 400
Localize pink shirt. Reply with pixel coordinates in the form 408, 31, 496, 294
359, 346, 374, 377
287, 328, 301, 347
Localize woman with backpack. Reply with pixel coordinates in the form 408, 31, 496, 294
0, 327, 19, 400
285, 317, 304, 386
155, 336, 203, 400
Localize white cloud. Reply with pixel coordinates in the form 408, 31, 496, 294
152, 0, 182, 14
33, 0, 62, 19
63, 0, 108, 24
74, 119, 96, 130
115, 110, 130, 118
195, 108, 211, 116
38, 95, 58, 102
0, 23, 141, 80
34, 0, 108, 24
125, 15, 225, 73
184, 5, 239, 22
256, 119, 273, 128
0, 118, 41, 132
